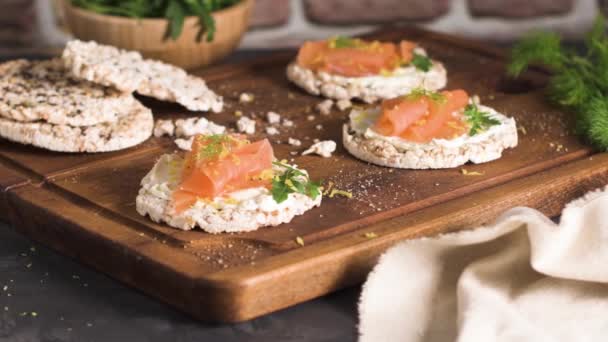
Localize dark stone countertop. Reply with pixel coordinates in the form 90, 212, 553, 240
0, 223, 359, 342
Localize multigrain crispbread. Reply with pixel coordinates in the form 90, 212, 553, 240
343, 105, 518, 169
62, 40, 224, 112
0, 100, 153, 153
0, 59, 137, 126
136, 154, 322, 233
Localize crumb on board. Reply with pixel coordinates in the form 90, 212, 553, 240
239, 92, 254, 103
288, 137, 302, 147
296, 236, 305, 246
265, 126, 279, 135
282, 119, 294, 127
461, 169, 484, 176
302, 140, 336, 158
266, 111, 281, 124
316, 99, 334, 115
236, 116, 256, 134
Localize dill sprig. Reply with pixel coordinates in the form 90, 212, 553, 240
508, 14, 608, 150
464, 103, 501, 136
271, 161, 321, 204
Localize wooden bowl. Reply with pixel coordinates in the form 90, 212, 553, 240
61, 0, 253, 70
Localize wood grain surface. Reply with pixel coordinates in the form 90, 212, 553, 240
1, 26, 607, 322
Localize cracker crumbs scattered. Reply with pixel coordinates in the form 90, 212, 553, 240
316, 99, 334, 115
236, 116, 256, 134
336, 99, 353, 111
265, 126, 279, 135
239, 92, 254, 103
315, 124, 323, 131
364, 232, 378, 239
288, 137, 302, 147
234, 110, 243, 117
2, 285, 7, 291
31, 312, 38, 317
282, 119, 294, 127
296, 236, 305, 246
461, 169, 485, 176
153, 119, 175, 138
266, 111, 281, 124
302, 140, 336, 158
307, 115, 316, 121
287, 92, 296, 99
174, 117, 226, 138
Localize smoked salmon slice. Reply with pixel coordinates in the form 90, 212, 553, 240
373, 90, 470, 143
297, 37, 420, 77
172, 135, 274, 213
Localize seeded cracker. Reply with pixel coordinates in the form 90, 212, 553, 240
0, 59, 137, 126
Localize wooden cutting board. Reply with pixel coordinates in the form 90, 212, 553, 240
2, 26, 608, 323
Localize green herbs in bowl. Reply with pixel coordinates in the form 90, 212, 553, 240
69, 0, 242, 42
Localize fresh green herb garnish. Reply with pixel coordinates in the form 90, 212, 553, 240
464, 103, 500, 136
271, 161, 321, 203
406, 88, 446, 103
329, 36, 359, 49
410, 53, 432, 72
69, 0, 241, 42
197, 134, 234, 160
508, 14, 608, 149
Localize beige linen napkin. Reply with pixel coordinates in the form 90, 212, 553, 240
359, 185, 608, 342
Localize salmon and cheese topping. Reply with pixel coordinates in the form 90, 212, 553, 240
136, 134, 322, 233
296, 37, 429, 77
287, 37, 447, 102
343, 89, 519, 169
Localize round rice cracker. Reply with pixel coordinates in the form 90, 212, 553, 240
0, 101, 153, 153
137, 190, 321, 234
0, 59, 137, 126
62, 40, 224, 113
342, 112, 519, 169
136, 154, 322, 234
286, 61, 447, 103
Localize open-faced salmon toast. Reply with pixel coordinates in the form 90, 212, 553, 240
287, 37, 446, 103
136, 134, 322, 233
343, 89, 518, 169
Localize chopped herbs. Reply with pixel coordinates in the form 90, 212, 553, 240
69, 0, 241, 42
508, 14, 608, 150
329, 36, 360, 49
410, 53, 432, 72
406, 88, 446, 103
464, 103, 500, 136
271, 161, 321, 203
196, 134, 235, 161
